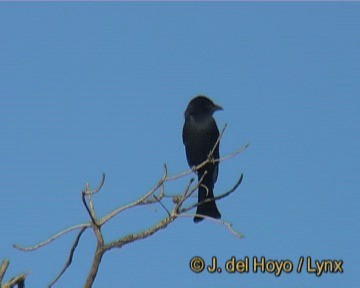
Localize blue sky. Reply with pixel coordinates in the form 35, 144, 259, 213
1, 2, 359, 287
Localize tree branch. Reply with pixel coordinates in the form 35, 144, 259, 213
13, 126, 248, 288
104, 214, 177, 251
13, 223, 90, 252
0, 259, 9, 283
84, 242, 105, 288
0, 259, 28, 288
180, 174, 243, 214
208, 123, 227, 160
98, 164, 168, 226
48, 227, 87, 287
177, 213, 244, 238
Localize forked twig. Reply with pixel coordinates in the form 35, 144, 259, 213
83, 173, 106, 196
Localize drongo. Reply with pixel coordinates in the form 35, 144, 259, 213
182, 96, 222, 223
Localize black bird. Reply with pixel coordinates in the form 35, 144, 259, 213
182, 96, 222, 223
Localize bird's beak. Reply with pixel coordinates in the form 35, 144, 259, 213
214, 104, 223, 112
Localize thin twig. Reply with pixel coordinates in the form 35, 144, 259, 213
104, 214, 176, 251
208, 123, 227, 159
13, 224, 90, 251
175, 171, 207, 211
153, 195, 171, 216
180, 174, 243, 213
214, 143, 250, 163
177, 213, 244, 238
157, 182, 165, 199
82, 190, 98, 227
143, 183, 166, 205
166, 140, 248, 182
98, 164, 168, 226
183, 178, 195, 198
2, 273, 28, 288
83, 173, 106, 196
48, 227, 87, 287
166, 124, 228, 182
0, 259, 9, 283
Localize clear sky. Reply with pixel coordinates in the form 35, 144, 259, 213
1, 2, 359, 287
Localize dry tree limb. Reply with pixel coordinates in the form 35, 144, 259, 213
13, 175, 105, 253
215, 142, 250, 163
48, 227, 87, 287
82, 190, 98, 227
177, 213, 244, 238
82, 174, 106, 227
0, 259, 28, 288
208, 123, 227, 160
103, 214, 177, 251
2, 274, 27, 288
0, 259, 9, 283
13, 223, 90, 252
83, 173, 105, 196
174, 171, 208, 212
153, 195, 171, 216
84, 241, 104, 288
13, 124, 248, 288
180, 174, 244, 214
98, 164, 168, 226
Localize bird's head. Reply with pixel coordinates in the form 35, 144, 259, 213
184, 95, 223, 117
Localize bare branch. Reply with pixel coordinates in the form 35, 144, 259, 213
162, 178, 195, 204
84, 243, 104, 288
208, 123, 227, 159
0, 259, 28, 288
215, 142, 250, 163
13, 124, 248, 288
157, 182, 165, 199
104, 214, 176, 251
177, 213, 244, 238
153, 195, 171, 216
48, 227, 87, 287
83, 173, 106, 196
183, 177, 195, 198
142, 183, 166, 205
0, 259, 9, 283
180, 174, 243, 213
84, 214, 105, 288
82, 190, 98, 227
98, 164, 168, 226
82, 177, 106, 288
13, 224, 90, 251
166, 139, 248, 182
2, 273, 28, 288
175, 171, 207, 211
